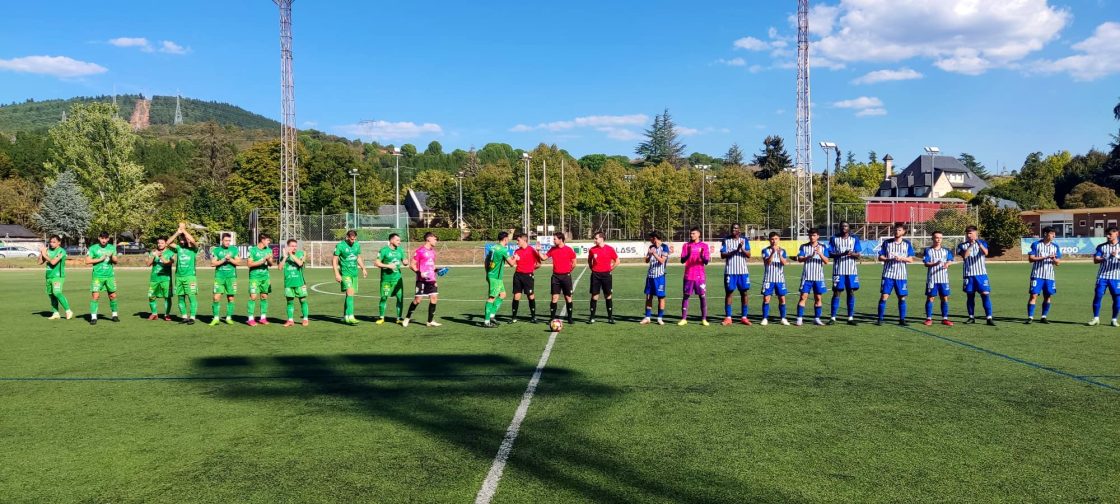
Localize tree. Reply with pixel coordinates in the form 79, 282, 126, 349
835, 153, 883, 191
724, 143, 744, 167
400, 143, 418, 160
44, 102, 163, 240
33, 171, 90, 242
752, 135, 793, 179
1064, 182, 1119, 208
0, 177, 42, 229
978, 201, 1028, 252
926, 207, 975, 235
635, 108, 686, 167
958, 152, 991, 180
425, 141, 443, 157
942, 190, 975, 202
229, 141, 283, 210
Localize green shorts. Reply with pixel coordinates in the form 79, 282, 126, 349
380, 278, 403, 298
46, 278, 64, 296
284, 285, 309, 298
213, 277, 237, 296
174, 276, 198, 296
148, 279, 171, 298
248, 277, 272, 296
90, 277, 117, 293
340, 276, 358, 293
488, 278, 505, 298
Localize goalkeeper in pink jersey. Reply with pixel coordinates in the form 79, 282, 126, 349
678, 227, 711, 326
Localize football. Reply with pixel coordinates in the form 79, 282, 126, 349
549, 319, 563, 332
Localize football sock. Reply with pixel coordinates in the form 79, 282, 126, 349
796, 304, 804, 319
831, 294, 841, 318
529, 298, 536, 317
287, 299, 295, 320
814, 304, 821, 319
550, 302, 558, 319
877, 299, 887, 320
378, 297, 387, 318
108, 298, 117, 314
50, 296, 59, 313
300, 299, 309, 319
966, 293, 976, 317
699, 296, 707, 319
778, 303, 787, 319
589, 299, 597, 318
344, 296, 353, 317
926, 300, 934, 319
941, 299, 949, 319
606, 298, 613, 318
981, 294, 992, 318
725, 303, 733, 317
761, 302, 770, 319
57, 293, 70, 312
681, 295, 690, 318
511, 299, 519, 318
187, 295, 197, 317
212, 301, 220, 318
1027, 302, 1036, 318
226, 301, 235, 318
899, 299, 908, 321
149, 298, 157, 314
1041, 299, 1051, 316
247, 299, 256, 318
1092, 291, 1103, 317
847, 292, 856, 318
428, 303, 436, 323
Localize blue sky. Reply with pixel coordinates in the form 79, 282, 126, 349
1, 0, 1118, 173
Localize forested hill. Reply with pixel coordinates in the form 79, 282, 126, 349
0, 95, 280, 132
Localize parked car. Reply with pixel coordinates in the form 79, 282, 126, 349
0, 245, 38, 258
116, 242, 147, 255
65, 245, 87, 256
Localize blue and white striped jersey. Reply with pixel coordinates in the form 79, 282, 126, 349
720, 236, 750, 275
829, 235, 861, 276
879, 239, 914, 280
956, 239, 989, 277
1029, 240, 1061, 280
798, 242, 829, 282
762, 247, 788, 284
646, 243, 670, 278
1095, 242, 1120, 280
923, 246, 953, 287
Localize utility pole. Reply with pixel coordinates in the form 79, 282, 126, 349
522, 153, 531, 234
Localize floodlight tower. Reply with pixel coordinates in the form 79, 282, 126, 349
174, 91, 183, 126
275, 0, 301, 242
793, 0, 814, 239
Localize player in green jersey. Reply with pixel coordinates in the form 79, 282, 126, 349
246, 234, 275, 326
282, 238, 309, 327
146, 237, 175, 321
39, 235, 73, 320
333, 230, 368, 325
373, 233, 409, 324
167, 223, 200, 324
482, 231, 517, 328
86, 231, 119, 324
209, 232, 241, 326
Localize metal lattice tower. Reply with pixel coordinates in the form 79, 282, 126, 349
793, 0, 814, 239
275, 0, 301, 241
173, 92, 183, 125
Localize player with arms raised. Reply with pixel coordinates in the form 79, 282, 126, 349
877, 224, 914, 326
720, 223, 751, 326
146, 237, 175, 321
39, 235, 73, 320
86, 231, 120, 324
641, 231, 671, 325
404, 232, 442, 327
332, 230, 367, 325
795, 229, 829, 326
374, 233, 408, 325
167, 223, 200, 324
1026, 226, 1061, 324
922, 231, 953, 326
759, 232, 790, 326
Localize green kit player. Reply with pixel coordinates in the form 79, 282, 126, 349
246, 234, 275, 326
146, 237, 175, 321
333, 230, 368, 325
482, 231, 516, 328
209, 232, 241, 326
39, 235, 73, 320
282, 238, 309, 327
86, 231, 119, 324
167, 223, 200, 324
374, 233, 408, 324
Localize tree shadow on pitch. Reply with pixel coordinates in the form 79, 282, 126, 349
192, 353, 803, 503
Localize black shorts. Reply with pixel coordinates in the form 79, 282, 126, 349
415, 279, 438, 296
590, 271, 613, 296
551, 273, 573, 297
513, 272, 535, 295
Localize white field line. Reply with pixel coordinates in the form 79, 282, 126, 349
308, 282, 689, 304
473, 267, 588, 504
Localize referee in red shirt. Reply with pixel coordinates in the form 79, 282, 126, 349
587, 231, 620, 324
511, 233, 545, 323
546, 232, 577, 324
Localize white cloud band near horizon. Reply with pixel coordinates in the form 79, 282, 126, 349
853, 68, 924, 85
834, 96, 887, 117
108, 37, 189, 55
1033, 22, 1120, 81
0, 55, 107, 78
336, 120, 443, 141
511, 114, 649, 141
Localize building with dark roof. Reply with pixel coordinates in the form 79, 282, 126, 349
876, 153, 989, 199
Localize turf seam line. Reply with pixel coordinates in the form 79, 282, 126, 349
474, 266, 588, 504
901, 325, 1120, 393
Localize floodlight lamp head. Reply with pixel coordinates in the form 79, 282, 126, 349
924, 146, 941, 154
820, 141, 836, 148
393, 147, 401, 155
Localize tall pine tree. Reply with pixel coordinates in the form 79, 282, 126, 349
752, 135, 793, 179
636, 108, 686, 167
34, 171, 90, 242
958, 152, 991, 180
724, 143, 744, 167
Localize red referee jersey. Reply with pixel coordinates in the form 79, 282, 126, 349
514, 247, 542, 274
588, 244, 618, 273
547, 245, 576, 275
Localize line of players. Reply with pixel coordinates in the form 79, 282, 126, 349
35, 220, 1120, 328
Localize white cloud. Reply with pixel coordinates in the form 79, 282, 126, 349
159, 40, 189, 55
108, 37, 152, 52
677, 126, 700, 136
336, 120, 443, 141
509, 114, 648, 141
302, 120, 318, 128
1033, 22, 1120, 81
0, 55, 107, 78
597, 127, 640, 141
852, 67, 924, 84
744, 0, 1070, 75
733, 36, 770, 51
856, 108, 888, 117
833, 96, 884, 109
714, 57, 747, 67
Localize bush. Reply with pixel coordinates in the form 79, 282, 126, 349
329, 228, 405, 241
408, 228, 461, 242
978, 202, 1028, 252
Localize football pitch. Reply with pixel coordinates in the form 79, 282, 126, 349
1, 262, 1118, 503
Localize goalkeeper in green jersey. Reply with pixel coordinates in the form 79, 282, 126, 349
373, 233, 408, 324
86, 231, 119, 324
282, 238, 310, 327
209, 232, 241, 326
167, 223, 200, 324
246, 234, 275, 326
39, 235, 73, 320
146, 237, 176, 321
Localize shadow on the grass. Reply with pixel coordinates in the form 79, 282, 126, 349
192, 353, 800, 503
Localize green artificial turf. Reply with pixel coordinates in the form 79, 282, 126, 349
0, 263, 1116, 503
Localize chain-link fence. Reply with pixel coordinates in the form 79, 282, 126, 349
249, 209, 409, 243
